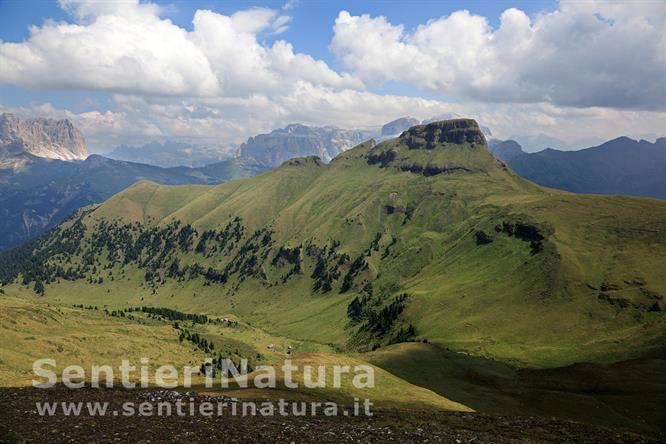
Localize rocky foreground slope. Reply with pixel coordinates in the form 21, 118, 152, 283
1, 386, 656, 443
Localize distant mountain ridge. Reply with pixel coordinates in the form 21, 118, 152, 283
489, 139, 523, 160
381, 117, 420, 138
107, 140, 237, 168
238, 123, 372, 167
105, 116, 490, 171
236, 116, 491, 169
109, 123, 376, 170
0, 154, 265, 250
489, 137, 666, 199
0, 113, 89, 166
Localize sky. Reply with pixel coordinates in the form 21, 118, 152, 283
0, 0, 664, 152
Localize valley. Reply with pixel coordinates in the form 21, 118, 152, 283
1, 1, 664, 441
1, 119, 665, 440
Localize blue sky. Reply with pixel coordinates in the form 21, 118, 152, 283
1, 1, 560, 49
0, 0, 558, 103
0, 0, 663, 150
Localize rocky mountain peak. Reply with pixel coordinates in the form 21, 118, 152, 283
399, 118, 487, 150
381, 117, 420, 137
238, 123, 371, 166
281, 155, 325, 167
0, 113, 89, 162
489, 139, 524, 161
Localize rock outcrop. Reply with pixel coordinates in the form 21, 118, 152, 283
0, 113, 89, 163
239, 123, 371, 167
381, 117, 420, 137
399, 119, 487, 149
366, 118, 497, 177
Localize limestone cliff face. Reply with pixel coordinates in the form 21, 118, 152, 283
239, 124, 370, 167
365, 118, 498, 179
0, 113, 89, 164
380, 117, 420, 137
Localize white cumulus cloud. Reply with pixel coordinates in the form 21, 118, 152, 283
0, 0, 664, 148
0, 0, 358, 97
331, 1, 666, 109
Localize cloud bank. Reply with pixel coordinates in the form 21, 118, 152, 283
331, 1, 665, 110
0, 0, 358, 96
0, 0, 664, 149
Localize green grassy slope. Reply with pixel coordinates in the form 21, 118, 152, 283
0, 295, 206, 387
0, 294, 468, 412
2, 119, 665, 368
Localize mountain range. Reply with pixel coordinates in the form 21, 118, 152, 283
0, 114, 439, 250
3, 119, 664, 367
238, 123, 372, 167
230, 116, 492, 168
0, 114, 265, 250
107, 140, 237, 168
3, 111, 665, 253
2, 118, 665, 433
107, 117, 443, 169
489, 137, 666, 199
